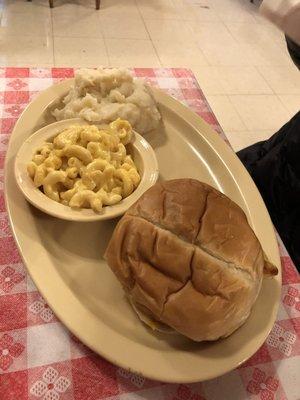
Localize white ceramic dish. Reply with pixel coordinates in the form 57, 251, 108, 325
14, 118, 158, 222
5, 79, 281, 383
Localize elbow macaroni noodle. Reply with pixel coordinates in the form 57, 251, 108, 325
27, 119, 141, 213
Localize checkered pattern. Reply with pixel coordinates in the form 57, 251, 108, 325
0, 68, 299, 400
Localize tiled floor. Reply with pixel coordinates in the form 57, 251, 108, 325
0, 0, 299, 150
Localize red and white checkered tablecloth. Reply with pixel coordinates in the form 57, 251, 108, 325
0, 67, 299, 400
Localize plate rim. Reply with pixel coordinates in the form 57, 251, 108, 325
4, 78, 281, 383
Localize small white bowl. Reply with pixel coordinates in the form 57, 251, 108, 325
14, 118, 159, 222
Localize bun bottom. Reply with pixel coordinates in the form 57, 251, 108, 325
128, 297, 178, 335
128, 296, 252, 341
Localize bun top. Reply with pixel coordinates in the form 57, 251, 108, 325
105, 179, 277, 341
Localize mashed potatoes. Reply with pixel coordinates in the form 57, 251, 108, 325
52, 68, 161, 135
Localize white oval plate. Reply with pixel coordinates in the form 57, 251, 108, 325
14, 118, 158, 222
5, 79, 281, 383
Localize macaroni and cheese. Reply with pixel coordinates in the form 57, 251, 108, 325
27, 119, 141, 213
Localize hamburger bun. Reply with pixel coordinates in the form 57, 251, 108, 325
105, 179, 278, 342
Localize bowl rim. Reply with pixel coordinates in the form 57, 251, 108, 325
14, 118, 159, 222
